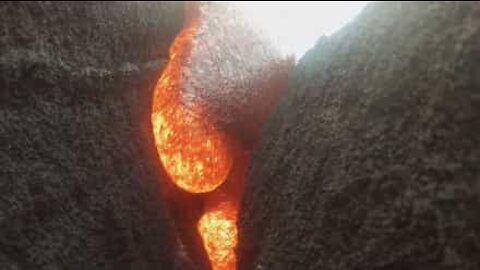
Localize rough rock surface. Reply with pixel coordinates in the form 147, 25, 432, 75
0, 2, 183, 269
238, 2, 480, 270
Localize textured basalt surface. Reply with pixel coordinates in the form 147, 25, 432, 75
0, 2, 183, 269
238, 2, 480, 270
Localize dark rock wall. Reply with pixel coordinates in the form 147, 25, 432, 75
239, 2, 480, 270
1, 2, 183, 269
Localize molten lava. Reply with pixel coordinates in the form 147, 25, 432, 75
151, 21, 232, 194
152, 3, 290, 269
198, 203, 238, 270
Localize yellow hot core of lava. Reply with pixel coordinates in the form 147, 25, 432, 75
151, 21, 232, 194
198, 203, 238, 270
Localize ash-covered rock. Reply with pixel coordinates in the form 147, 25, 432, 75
0, 2, 183, 269
238, 2, 480, 270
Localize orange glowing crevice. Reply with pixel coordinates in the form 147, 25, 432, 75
152, 3, 289, 270
151, 20, 232, 194
198, 203, 238, 270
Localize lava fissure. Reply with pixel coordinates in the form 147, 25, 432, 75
151, 2, 290, 270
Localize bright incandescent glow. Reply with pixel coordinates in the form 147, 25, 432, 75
233, 1, 369, 58
198, 203, 238, 270
151, 21, 232, 194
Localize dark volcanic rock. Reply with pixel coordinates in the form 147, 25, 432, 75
1, 2, 183, 269
239, 2, 480, 270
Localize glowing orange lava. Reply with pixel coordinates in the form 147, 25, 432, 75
151, 3, 286, 269
198, 203, 238, 270
151, 21, 232, 194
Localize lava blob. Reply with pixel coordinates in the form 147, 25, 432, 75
151, 21, 232, 194
198, 203, 238, 270
151, 3, 290, 269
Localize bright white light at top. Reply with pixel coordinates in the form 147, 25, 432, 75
232, 1, 370, 58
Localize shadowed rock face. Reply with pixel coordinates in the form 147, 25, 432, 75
0, 2, 183, 269
238, 2, 480, 270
